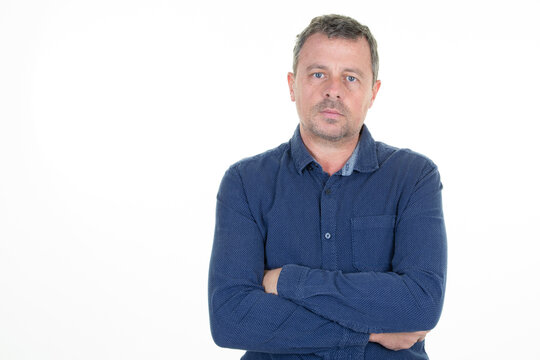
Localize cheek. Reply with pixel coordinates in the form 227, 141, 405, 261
358, 92, 374, 110
295, 92, 309, 112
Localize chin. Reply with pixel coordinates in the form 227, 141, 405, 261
319, 124, 350, 138
301, 119, 349, 141
313, 129, 348, 142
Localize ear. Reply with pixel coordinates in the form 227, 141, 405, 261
369, 80, 381, 108
287, 72, 296, 102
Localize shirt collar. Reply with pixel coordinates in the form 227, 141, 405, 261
290, 125, 314, 174
290, 124, 379, 175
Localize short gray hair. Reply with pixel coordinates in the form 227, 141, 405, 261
293, 14, 379, 85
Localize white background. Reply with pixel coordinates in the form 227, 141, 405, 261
1, 0, 540, 359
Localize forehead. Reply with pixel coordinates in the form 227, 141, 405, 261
297, 33, 371, 72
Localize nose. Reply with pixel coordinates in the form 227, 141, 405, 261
324, 77, 342, 99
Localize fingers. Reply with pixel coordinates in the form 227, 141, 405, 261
370, 331, 430, 351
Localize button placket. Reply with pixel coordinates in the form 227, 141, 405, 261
320, 178, 338, 270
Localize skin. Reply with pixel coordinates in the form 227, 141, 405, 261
262, 32, 430, 351
287, 33, 381, 175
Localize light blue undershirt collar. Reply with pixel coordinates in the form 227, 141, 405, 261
340, 139, 361, 176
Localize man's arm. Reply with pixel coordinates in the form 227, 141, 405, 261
208, 166, 369, 354
264, 164, 447, 334
263, 269, 430, 350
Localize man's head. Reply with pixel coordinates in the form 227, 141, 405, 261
288, 15, 381, 144
292, 14, 379, 86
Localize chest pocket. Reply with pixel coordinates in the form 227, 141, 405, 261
351, 215, 396, 271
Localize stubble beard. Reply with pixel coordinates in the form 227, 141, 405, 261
303, 98, 357, 143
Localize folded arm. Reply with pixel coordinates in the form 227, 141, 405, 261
268, 165, 447, 334
263, 268, 430, 350
208, 166, 369, 354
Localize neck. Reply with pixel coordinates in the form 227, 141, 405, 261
299, 126, 360, 176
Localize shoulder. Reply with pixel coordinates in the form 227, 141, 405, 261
228, 141, 290, 178
217, 141, 290, 214
375, 141, 439, 180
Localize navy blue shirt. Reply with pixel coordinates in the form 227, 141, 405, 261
209, 125, 447, 360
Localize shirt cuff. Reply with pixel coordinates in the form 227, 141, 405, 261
276, 264, 309, 300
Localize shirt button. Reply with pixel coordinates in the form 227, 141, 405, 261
324, 232, 332, 240
325, 189, 331, 195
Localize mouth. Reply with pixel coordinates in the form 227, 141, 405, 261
320, 108, 343, 118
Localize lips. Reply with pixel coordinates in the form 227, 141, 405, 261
320, 108, 343, 117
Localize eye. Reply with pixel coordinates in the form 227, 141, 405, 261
313, 72, 324, 79
346, 75, 357, 82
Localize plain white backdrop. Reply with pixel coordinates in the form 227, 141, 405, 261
1, 0, 540, 359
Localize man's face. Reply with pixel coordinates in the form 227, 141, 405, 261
288, 33, 381, 143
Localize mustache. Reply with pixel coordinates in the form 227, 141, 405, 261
314, 98, 349, 115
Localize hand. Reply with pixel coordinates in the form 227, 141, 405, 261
262, 268, 282, 295
369, 331, 429, 351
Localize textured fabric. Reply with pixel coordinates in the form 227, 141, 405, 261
208, 125, 447, 360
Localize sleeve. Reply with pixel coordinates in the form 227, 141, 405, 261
276, 163, 447, 334
208, 165, 370, 354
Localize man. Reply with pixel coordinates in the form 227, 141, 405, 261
208, 14, 447, 360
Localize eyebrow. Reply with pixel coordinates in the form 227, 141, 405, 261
305, 64, 366, 78
306, 64, 328, 72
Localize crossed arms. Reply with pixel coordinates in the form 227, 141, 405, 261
262, 268, 429, 351
208, 164, 447, 354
